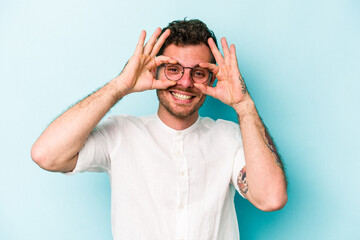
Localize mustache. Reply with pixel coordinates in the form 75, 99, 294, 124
166, 86, 199, 94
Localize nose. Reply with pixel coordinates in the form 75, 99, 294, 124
176, 68, 194, 88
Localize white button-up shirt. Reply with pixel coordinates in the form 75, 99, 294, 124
68, 114, 246, 240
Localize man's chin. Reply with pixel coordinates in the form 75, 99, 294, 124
160, 103, 196, 119
171, 109, 198, 120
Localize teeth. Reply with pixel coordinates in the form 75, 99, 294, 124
171, 92, 192, 100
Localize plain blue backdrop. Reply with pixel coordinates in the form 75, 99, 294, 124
1, 0, 359, 239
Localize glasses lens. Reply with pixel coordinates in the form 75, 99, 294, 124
192, 67, 210, 83
165, 64, 183, 81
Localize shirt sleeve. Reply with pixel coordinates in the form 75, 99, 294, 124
231, 147, 247, 198
64, 117, 119, 175
227, 121, 247, 199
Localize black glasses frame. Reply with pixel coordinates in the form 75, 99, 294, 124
161, 63, 213, 84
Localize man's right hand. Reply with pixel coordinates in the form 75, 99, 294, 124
31, 28, 176, 173
116, 28, 177, 95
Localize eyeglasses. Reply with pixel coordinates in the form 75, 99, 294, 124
160, 63, 212, 84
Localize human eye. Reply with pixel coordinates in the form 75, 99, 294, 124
166, 65, 182, 75
192, 68, 207, 78
168, 68, 179, 72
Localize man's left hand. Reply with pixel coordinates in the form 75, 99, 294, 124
194, 37, 251, 110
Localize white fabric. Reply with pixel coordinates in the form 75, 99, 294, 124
67, 114, 246, 240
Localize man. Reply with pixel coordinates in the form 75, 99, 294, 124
32, 19, 287, 239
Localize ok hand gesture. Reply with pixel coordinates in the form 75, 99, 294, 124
117, 28, 177, 94
194, 38, 251, 109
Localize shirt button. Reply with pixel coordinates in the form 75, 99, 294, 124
178, 203, 184, 209
175, 150, 181, 155
180, 171, 185, 176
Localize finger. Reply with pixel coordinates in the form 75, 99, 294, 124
194, 83, 217, 98
221, 37, 230, 64
152, 79, 177, 90
208, 38, 224, 65
230, 44, 243, 78
135, 30, 146, 55
199, 62, 219, 75
154, 55, 177, 66
230, 44, 239, 69
151, 29, 171, 57
143, 28, 162, 55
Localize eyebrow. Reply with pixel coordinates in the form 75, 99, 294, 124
176, 62, 201, 68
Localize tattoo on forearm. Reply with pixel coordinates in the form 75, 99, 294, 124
239, 76, 247, 94
264, 128, 285, 171
237, 166, 248, 195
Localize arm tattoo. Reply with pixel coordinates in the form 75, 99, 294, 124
237, 166, 248, 195
264, 128, 285, 172
239, 76, 247, 94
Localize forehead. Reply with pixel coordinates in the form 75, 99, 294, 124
162, 43, 212, 66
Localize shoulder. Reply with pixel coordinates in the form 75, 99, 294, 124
106, 114, 153, 125
93, 115, 154, 143
104, 114, 157, 132
199, 117, 239, 132
198, 117, 241, 140
196, 117, 243, 150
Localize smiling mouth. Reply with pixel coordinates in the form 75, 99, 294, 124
170, 91, 195, 100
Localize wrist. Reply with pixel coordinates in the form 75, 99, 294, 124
112, 75, 134, 96
108, 76, 132, 100
232, 97, 257, 121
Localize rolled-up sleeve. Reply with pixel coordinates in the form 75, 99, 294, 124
231, 146, 247, 198
64, 117, 118, 175
224, 121, 247, 199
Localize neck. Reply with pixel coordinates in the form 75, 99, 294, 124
157, 106, 199, 131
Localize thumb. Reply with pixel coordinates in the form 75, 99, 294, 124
194, 83, 216, 98
152, 79, 177, 90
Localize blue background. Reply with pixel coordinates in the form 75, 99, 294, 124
1, 0, 359, 239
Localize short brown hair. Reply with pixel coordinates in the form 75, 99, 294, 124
157, 19, 218, 63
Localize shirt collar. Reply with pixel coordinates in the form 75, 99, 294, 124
155, 113, 200, 135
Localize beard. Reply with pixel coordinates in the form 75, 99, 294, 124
156, 87, 206, 120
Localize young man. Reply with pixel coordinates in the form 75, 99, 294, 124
32, 19, 287, 240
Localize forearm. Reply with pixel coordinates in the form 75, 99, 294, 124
197, 36, 287, 210
31, 29, 174, 172
235, 98, 287, 211
31, 76, 127, 172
